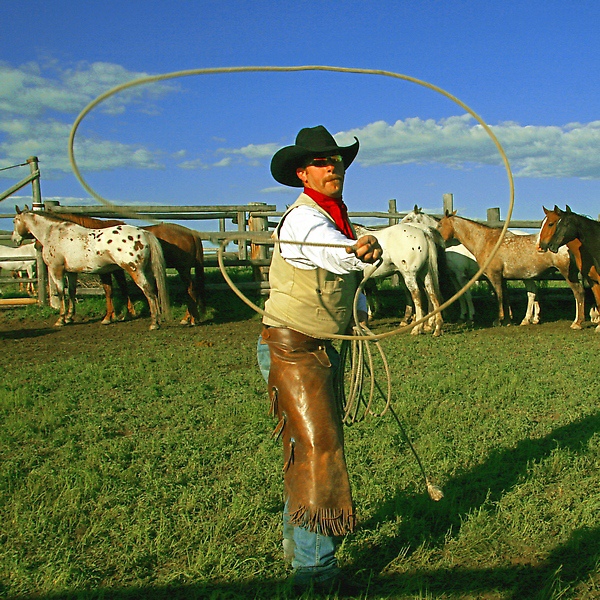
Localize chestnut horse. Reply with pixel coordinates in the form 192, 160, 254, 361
538, 205, 600, 332
55, 213, 206, 326
402, 207, 541, 325
437, 211, 585, 328
12, 207, 169, 330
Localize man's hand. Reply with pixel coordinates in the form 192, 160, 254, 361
346, 234, 382, 264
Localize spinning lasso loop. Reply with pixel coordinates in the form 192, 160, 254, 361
69, 65, 515, 501
69, 65, 514, 342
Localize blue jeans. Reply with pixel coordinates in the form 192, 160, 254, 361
257, 335, 341, 584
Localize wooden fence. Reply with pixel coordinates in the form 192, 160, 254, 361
0, 156, 548, 307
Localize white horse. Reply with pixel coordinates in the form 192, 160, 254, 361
0, 242, 37, 295
12, 206, 170, 330
401, 207, 542, 326
354, 222, 444, 336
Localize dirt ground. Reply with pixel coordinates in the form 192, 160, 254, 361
0, 307, 262, 368
0, 284, 589, 370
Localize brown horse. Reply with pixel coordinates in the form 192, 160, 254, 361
538, 205, 600, 331
438, 211, 585, 328
55, 213, 206, 326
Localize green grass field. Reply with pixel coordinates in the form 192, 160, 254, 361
1, 277, 599, 599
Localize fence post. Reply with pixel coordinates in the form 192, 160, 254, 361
388, 199, 398, 225
487, 207, 501, 225
27, 158, 50, 306
27, 157, 42, 210
443, 193, 454, 215
248, 202, 270, 294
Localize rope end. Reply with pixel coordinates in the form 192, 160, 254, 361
426, 480, 444, 501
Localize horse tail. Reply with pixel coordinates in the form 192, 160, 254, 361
423, 230, 443, 299
147, 232, 171, 320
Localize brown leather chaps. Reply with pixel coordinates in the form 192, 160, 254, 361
261, 326, 355, 536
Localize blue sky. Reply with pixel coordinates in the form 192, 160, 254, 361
1, 0, 599, 231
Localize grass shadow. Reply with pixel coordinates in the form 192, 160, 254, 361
348, 412, 600, 596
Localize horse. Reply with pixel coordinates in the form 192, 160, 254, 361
12, 207, 170, 330
354, 222, 444, 336
0, 242, 37, 296
402, 207, 541, 325
401, 207, 478, 324
537, 205, 600, 331
437, 211, 585, 328
54, 213, 206, 326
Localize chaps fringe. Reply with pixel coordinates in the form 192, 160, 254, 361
290, 505, 356, 537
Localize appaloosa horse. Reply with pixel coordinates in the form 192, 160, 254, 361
437, 211, 585, 328
354, 222, 444, 336
538, 205, 600, 331
54, 212, 206, 326
12, 207, 170, 330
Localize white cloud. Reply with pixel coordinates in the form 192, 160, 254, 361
336, 117, 600, 179
0, 59, 176, 177
215, 116, 600, 180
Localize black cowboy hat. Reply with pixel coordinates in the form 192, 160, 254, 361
270, 125, 359, 187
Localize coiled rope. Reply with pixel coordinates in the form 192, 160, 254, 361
68, 65, 515, 500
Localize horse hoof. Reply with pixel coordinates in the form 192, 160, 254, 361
570, 323, 583, 330
54, 321, 64, 327
149, 324, 160, 331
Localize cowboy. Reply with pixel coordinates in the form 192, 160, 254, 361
256, 125, 382, 593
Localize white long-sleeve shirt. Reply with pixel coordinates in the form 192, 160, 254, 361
277, 204, 369, 313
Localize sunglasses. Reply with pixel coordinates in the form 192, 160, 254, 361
305, 154, 344, 168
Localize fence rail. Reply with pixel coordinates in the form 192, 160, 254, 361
0, 157, 555, 308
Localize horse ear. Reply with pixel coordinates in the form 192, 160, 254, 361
413, 204, 419, 212
565, 204, 572, 213
542, 206, 550, 215
15, 205, 21, 214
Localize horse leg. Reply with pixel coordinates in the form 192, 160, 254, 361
49, 268, 68, 327
177, 267, 201, 326
100, 273, 116, 324
520, 280, 540, 325
564, 279, 585, 330
64, 272, 78, 324
402, 273, 425, 335
114, 270, 136, 320
127, 270, 160, 330
489, 275, 510, 326
423, 272, 443, 336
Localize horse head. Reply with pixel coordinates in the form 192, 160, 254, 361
12, 206, 34, 246
437, 210, 457, 242
401, 206, 439, 230
540, 205, 576, 254
537, 206, 560, 252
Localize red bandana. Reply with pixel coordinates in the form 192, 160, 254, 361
303, 187, 356, 240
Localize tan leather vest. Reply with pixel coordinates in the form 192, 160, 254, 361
263, 194, 358, 337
